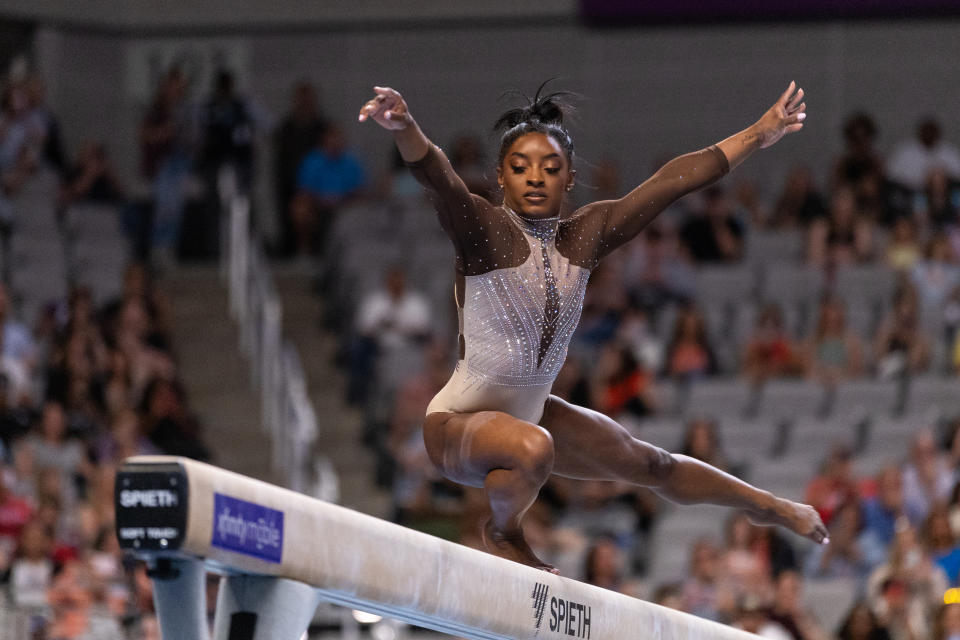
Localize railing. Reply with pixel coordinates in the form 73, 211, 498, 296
219, 167, 320, 494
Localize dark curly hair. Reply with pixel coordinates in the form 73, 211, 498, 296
493, 79, 576, 165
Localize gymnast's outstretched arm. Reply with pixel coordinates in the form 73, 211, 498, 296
359, 86, 498, 264
571, 82, 807, 264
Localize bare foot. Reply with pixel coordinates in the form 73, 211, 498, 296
748, 498, 830, 545
481, 520, 558, 573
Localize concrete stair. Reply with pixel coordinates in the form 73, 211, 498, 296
274, 270, 390, 518
161, 265, 276, 483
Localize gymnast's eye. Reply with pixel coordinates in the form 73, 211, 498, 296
545, 168, 560, 175
511, 165, 525, 174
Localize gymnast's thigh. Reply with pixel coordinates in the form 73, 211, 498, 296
539, 395, 670, 484
423, 410, 554, 489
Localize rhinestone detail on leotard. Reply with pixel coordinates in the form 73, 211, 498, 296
459, 207, 589, 389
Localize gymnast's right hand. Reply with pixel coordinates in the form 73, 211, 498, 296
358, 86, 412, 130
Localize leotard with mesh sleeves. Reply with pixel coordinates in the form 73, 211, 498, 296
407, 142, 729, 424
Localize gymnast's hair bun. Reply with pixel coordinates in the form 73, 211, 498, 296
493, 79, 574, 132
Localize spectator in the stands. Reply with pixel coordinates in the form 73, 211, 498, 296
924, 505, 960, 586
588, 158, 622, 203
866, 520, 947, 640
93, 409, 158, 467
934, 603, 960, 640
387, 341, 450, 523
771, 166, 827, 229
681, 537, 731, 621
60, 141, 123, 206
589, 342, 656, 419
887, 117, 960, 191
0, 80, 40, 246
768, 569, 829, 640
805, 498, 883, 579
885, 217, 922, 272
807, 185, 876, 267
731, 593, 793, 640
139, 67, 195, 263
582, 535, 642, 597
665, 304, 717, 380
274, 81, 327, 256
743, 302, 804, 383
721, 511, 771, 602
833, 112, 885, 218
901, 428, 953, 527
200, 69, 259, 188
352, 267, 431, 441
614, 305, 664, 374
680, 185, 744, 263
139, 378, 209, 460
874, 288, 930, 378
449, 133, 492, 199
0, 283, 36, 377
622, 224, 696, 312
862, 466, 907, 548
836, 601, 892, 640
0, 467, 32, 556
291, 122, 366, 259
0, 80, 38, 172
16, 401, 89, 506
8, 518, 54, 610
925, 169, 958, 230
805, 297, 865, 383
911, 233, 959, 312
805, 444, 858, 527
24, 73, 66, 175
574, 262, 629, 349
45, 559, 126, 639
678, 417, 731, 474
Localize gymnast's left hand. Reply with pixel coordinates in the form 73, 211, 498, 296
752, 81, 807, 149
358, 86, 413, 131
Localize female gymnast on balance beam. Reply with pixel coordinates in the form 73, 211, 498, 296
358, 81, 827, 573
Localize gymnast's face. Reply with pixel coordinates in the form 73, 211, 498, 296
497, 133, 574, 218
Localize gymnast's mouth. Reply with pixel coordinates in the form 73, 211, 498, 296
524, 191, 548, 202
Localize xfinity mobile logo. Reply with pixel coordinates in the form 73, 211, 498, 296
215, 508, 281, 550
211, 493, 284, 563
531, 582, 592, 639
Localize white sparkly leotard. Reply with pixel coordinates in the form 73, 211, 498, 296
408, 142, 728, 424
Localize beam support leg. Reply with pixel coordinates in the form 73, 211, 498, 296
150, 557, 211, 640
212, 574, 322, 640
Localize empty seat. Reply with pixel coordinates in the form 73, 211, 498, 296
907, 375, 960, 417
833, 265, 897, 308
752, 379, 827, 422
693, 265, 757, 307
684, 378, 757, 419
789, 415, 862, 463
827, 379, 903, 420
760, 265, 825, 304
749, 456, 816, 502
746, 230, 804, 266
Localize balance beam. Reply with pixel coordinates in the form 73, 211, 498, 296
116, 455, 757, 639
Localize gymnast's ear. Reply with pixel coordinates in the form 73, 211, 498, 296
496, 164, 504, 188
566, 168, 576, 192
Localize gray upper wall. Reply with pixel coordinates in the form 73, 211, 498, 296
0, 1, 574, 31
25, 13, 960, 232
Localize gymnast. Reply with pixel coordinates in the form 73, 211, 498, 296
358, 81, 827, 572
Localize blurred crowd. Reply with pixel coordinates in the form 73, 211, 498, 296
0, 63, 214, 638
